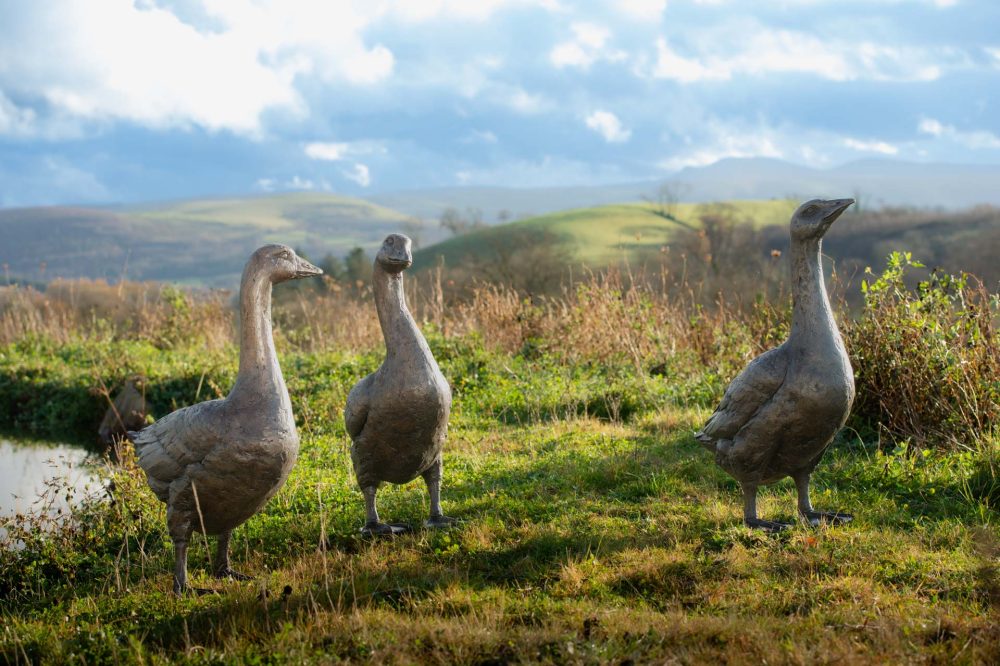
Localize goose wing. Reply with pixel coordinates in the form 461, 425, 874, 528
127, 399, 226, 501
344, 375, 372, 440
696, 346, 788, 446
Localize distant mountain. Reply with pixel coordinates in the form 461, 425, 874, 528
666, 158, 1000, 209
368, 182, 661, 222
0, 193, 410, 287
373, 159, 1000, 221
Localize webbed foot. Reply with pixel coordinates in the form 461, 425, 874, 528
361, 522, 411, 537
214, 567, 253, 581
425, 514, 459, 529
800, 510, 853, 527
745, 518, 794, 533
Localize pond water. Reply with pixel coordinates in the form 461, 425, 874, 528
0, 439, 99, 530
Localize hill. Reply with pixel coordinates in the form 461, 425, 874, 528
0, 193, 412, 287
373, 159, 1000, 222
415, 198, 1000, 299
414, 199, 798, 272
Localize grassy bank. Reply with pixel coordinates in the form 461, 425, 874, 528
1, 257, 999, 663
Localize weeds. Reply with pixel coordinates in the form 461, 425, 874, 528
849, 252, 1000, 449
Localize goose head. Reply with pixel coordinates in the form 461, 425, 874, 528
252, 244, 323, 284
790, 198, 854, 242
376, 233, 413, 274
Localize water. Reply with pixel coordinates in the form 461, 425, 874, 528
0, 439, 98, 529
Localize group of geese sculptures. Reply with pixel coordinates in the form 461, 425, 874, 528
127, 197, 856, 593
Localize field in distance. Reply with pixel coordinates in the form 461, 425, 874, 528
0, 193, 414, 287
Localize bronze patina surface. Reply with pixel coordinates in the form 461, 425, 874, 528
129, 245, 321, 592
344, 234, 456, 536
696, 199, 856, 531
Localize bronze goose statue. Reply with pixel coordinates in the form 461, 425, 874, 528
344, 233, 456, 536
695, 198, 855, 531
128, 245, 321, 592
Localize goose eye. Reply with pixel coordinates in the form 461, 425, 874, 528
386, 237, 394, 246
805, 206, 818, 216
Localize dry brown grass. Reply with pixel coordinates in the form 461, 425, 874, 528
0, 279, 232, 349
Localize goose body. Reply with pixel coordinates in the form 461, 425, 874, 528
129, 245, 321, 591
695, 198, 856, 530
344, 234, 455, 535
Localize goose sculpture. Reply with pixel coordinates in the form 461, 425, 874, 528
128, 245, 321, 592
344, 233, 456, 536
695, 198, 856, 531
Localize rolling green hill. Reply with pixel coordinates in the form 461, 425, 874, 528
0, 193, 413, 287
414, 199, 799, 271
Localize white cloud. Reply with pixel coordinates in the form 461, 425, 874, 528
919, 117, 1000, 149
256, 178, 277, 192
0, 1, 400, 135
462, 130, 499, 144
651, 38, 730, 82
304, 140, 386, 161
287, 175, 317, 190
657, 125, 783, 171
585, 110, 631, 143
550, 22, 626, 69
256, 175, 333, 192
615, 0, 667, 20
843, 137, 899, 155
648, 27, 947, 83
506, 88, 550, 114
0, 93, 37, 136
343, 163, 371, 187
389, 0, 556, 22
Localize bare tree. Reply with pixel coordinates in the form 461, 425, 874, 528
644, 181, 695, 230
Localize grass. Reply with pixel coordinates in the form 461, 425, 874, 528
2, 332, 999, 663
415, 199, 799, 270
0, 252, 997, 663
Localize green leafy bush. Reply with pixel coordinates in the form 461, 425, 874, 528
848, 252, 999, 449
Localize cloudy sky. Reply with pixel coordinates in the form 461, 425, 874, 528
1, 0, 998, 206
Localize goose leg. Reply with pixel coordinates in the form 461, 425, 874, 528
422, 457, 457, 529
214, 530, 252, 581
360, 484, 410, 536
173, 539, 189, 594
742, 482, 792, 532
794, 472, 852, 527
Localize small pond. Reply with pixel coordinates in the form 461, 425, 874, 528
0, 439, 99, 541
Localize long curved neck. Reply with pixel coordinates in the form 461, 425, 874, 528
788, 237, 839, 347
374, 263, 427, 361
230, 264, 288, 405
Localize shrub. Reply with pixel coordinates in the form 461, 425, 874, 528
848, 252, 1000, 449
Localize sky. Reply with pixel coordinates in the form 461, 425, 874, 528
1, 0, 999, 207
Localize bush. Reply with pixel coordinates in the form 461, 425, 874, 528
848, 252, 1000, 449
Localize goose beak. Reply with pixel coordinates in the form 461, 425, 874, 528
293, 258, 323, 279
822, 198, 854, 224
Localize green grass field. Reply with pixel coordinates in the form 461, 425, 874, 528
416, 199, 799, 271
2, 332, 998, 663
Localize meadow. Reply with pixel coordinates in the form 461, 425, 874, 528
0, 247, 998, 663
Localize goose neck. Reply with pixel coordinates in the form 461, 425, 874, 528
374, 263, 421, 357
789, 237, 835, 340
231, 265, 287, 402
